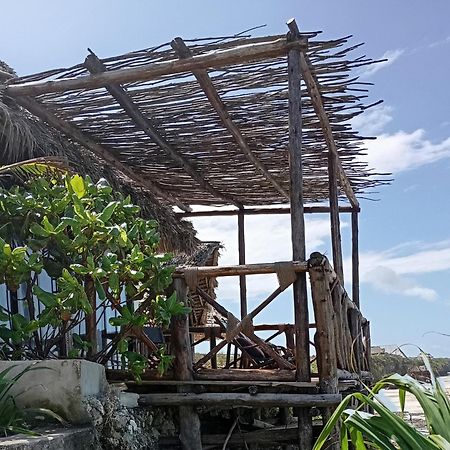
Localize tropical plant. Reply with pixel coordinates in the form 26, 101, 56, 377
0, 364, 63, 436
0, 173, 189, 377
314, 354, 450, 450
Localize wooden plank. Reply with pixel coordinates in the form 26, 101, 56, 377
299, 51, 359, 208
237, 209, 247, 318
171, 37, 290, 201
84, 52, 240, 208
287, 18, 313, 450
174, 260, 308, 278
12, 95, 191, 212
352, 211, 360, 308
195, 368, 295, 381
177, 205, 358, 218
125, 379, 317, 388
170, 279, 202, 450
6, 37, 305, 97
138, 392, 342, 407
328, 147, 344, 282
309, 252, 339, 449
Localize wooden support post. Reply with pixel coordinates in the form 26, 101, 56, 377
309, 252, 339, 450
170, 279, 202, 450
287, 18, 313, 450
238, 208, 248, 318
352, 211, 360, 308
85, 277, 97, 357
328, 148, 344, 284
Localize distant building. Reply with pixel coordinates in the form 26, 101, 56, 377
371, 345, 407, 357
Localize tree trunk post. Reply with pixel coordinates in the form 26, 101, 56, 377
287, 18, 313, 449
170, 278, 202, 450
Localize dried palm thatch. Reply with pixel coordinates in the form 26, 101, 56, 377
0, 60, 198, 253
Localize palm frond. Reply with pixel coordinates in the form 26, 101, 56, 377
0, 157, 69, 179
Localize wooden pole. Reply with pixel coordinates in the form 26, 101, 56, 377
328, 148, 344, 283
287, 18, 313, 449
138, 392, 341, 407
238, 208, 248, 318
170, 279, 202, 450
177, 205, 358, 218
352, 211, 360, 308
6, 37, 306, 97
309, 253, 339, 450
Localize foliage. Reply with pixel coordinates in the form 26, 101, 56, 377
0, 364, 64, 436
0, 173, 189, 377
314, 354, 450, 450
371, 354, 450, 382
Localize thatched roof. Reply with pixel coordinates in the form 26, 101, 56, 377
0, 61, 198, 254
172, 241, 221, 326
2, 29, 389, 210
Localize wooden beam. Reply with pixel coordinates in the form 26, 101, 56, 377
12, 95, 191, 212
177, 205, 358, 218
352, 211, 360, 308
84, 52, 241, 208
287, 18, 313, 450
6, 37, 305, 97
174, 260, 308, 278
138, 392, 342, 407
299, 52, 360, 208
328, 143, 344, 282
170, 279, 202, 450
195, 368, 296, 382
171, 37, 290, 201
237, 209, 247, 318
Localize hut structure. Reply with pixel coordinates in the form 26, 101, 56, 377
1, 19, 389, 449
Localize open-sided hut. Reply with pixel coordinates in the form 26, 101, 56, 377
1, 19, 390, 449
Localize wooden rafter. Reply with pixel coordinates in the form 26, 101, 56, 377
12, 95, 191, 212
298, 51, 360, 208
6, 37, 303, 97
171, 37, 290, 200
84, 52, 241, 208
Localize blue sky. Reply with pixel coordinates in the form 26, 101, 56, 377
2, 1, 450, 356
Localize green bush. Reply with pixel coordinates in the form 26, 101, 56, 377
0, 173, 189, 378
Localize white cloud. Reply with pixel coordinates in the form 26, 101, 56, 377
344, 240, 450, 302
362, 49, 404, 77
352, 105, 393, 136
363, 129, 450, 174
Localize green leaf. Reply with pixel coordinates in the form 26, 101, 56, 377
109, 272, 120, 295
32, 286, 57, 308
70, 175, 86, 199
29, 223, 50, 238
98, 202, 118, 223
94, 277, 106, 301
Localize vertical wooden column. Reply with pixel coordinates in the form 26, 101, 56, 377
238, 208, 247, 318
309, 253, 339, 450
287, 18, 313, 450
351, 211, 360, 308
85, 277, 97, 357
328, 147, 344, 284
170, 278, 202, 450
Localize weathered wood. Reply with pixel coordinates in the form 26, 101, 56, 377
84, 277, 97, 357
287, 18, 313, 450
174, 261, 308, 278
195, 368, 296, 381
126, 379, 317, 388
299, 52, 360, 208
170, 279, 202, 450
328, 149, 344, 283
84, 52, 240, 208
177, 205, 358, 218
172, 37, 289, 201
309, 252, 339, 449
138, 392, 341, 407
194, 339, 228, 369
12, 96, 191, 212
352, 211, 360, 308
6, 37, 306, 97
237, 209, 248, 318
